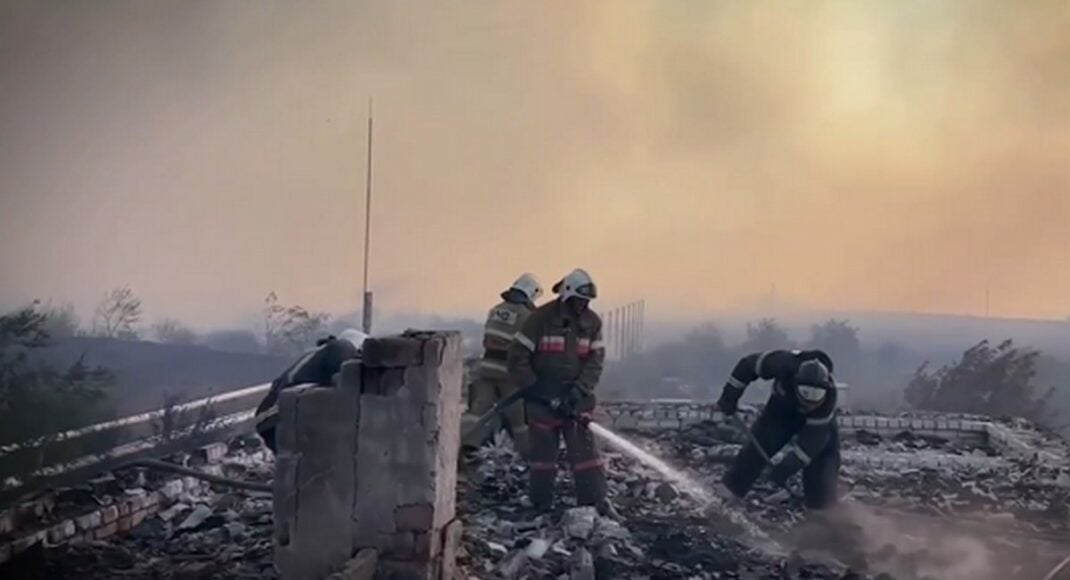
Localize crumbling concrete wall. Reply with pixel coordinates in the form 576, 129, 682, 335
353, 331, 463, 580
273, 380, 360, 580
272, 330, 463, 580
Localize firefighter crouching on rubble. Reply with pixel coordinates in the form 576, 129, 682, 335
716, 349, 841, 510
461, 273, 544, 455
253, 329, 366, 454
507, 268, 611, 513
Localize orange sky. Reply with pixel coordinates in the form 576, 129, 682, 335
1, 1, 1068, 329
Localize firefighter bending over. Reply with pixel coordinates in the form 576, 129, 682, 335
508, 268, 609, 513
254, 329, 367, 453
716, 349, 841, 509
462, 273, 544, 454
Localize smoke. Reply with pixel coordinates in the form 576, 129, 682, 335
788, 500, 1070, 580
1, 1, 1069, 325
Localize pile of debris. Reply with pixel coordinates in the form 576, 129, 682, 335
6, 413, 1070, 580
3, 438, 277, 580
456, 437, 850, 580
457, 421, 1070, 580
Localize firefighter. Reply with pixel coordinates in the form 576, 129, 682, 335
715, 349, 841, 509
461, 273, 544, 454
507, 268, 608, 513
254, 329, 367, 453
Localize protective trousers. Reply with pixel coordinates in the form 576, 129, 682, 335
525, 402, 606, 509
463, 376, 529, 455
723, 403, 841, 509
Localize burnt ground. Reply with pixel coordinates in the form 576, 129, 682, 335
5, 423, 1070, 579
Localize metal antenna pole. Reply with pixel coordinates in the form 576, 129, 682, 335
361, 97, 374, 334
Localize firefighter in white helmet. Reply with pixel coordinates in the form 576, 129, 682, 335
508, 268, 609, 512
254, 329, 366, 453
461, 273, 544, 455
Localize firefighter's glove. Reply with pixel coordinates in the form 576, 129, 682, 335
716, 389, 739, 416
565, 382, 587, 408
768, 456, 802, 489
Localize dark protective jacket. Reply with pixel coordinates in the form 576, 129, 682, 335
507, 299, 605, 408
508, 299, 608, 508
718, 349, 838, 484
479, 296, 534, 380
254, 337, 361, 435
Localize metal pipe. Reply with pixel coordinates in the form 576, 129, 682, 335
130, 459, 272, 493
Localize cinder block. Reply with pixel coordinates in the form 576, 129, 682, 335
160, 480, 184, 500
116, 515, 133, 533
121, 493, 144, 514
47, 520, 76, 544
395, 503, 434, 532
421, 334, 448, 366
95, 522, 118, 540
130, 509, 148, 529
75, 510, 102, 531
362, 335, 425, 368
198, 442, 229, 463
0, 543, 11, 565
101, 505, 119, 524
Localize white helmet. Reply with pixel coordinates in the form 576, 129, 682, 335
338, 328, 368, 351
509, 273, 544, 303
552, 268, 598, 301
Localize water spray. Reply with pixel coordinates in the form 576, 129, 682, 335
587, 421, 783, 554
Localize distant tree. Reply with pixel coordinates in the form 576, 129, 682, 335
0, 306, 114, 448
92, 286, 143, 339
263, 292, 329, 357
807, 319, 861, 383
200, 329, 264, 354
152, 318, 198, 345
905, 339, 1061, 427
40, 301, 81, 338
742, 318, 793, 352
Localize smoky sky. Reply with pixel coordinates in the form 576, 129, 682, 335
1, 1, 1068, 329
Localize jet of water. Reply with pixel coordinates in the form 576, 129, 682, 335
588, 421, 782, 554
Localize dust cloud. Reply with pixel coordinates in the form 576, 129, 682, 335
790, 501, 1065, 580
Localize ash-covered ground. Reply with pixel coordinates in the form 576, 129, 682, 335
5, 422, 1070, 580
457, 421, 1070, 580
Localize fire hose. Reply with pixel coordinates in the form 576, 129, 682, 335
1043, 553, 1070, 580
461, 382, 590, 442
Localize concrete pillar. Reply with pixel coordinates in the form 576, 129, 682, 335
353, 330, 464, 580
273, 330, 463, 580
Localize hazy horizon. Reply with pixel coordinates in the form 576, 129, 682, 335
3, 1, 1069, 328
